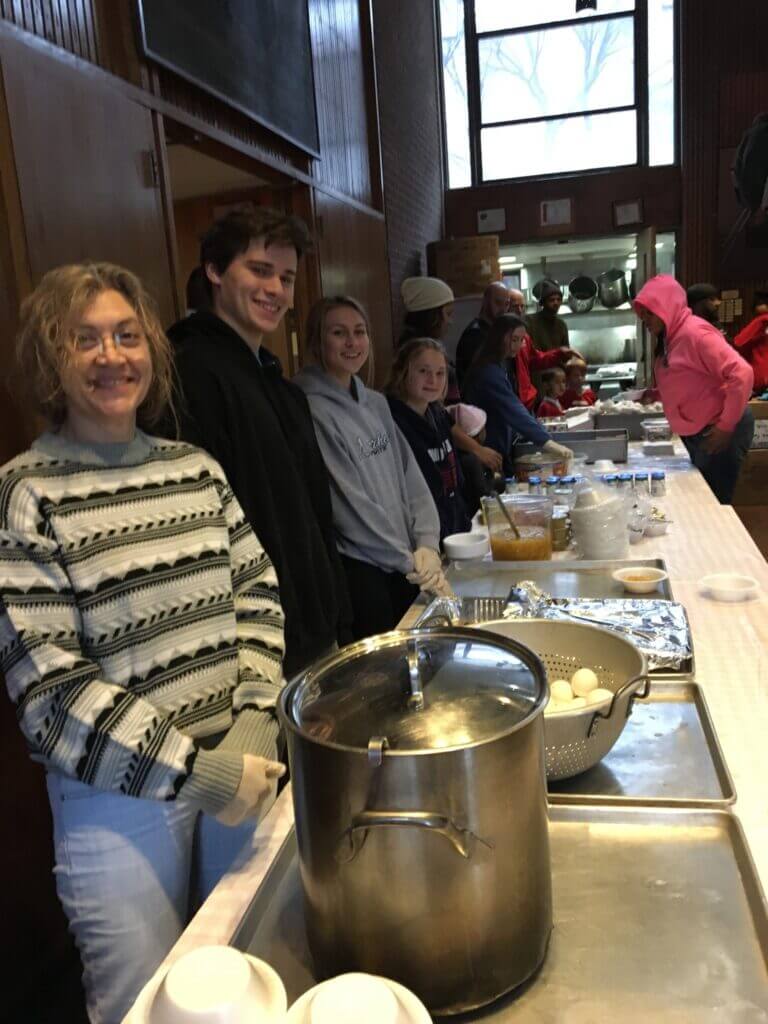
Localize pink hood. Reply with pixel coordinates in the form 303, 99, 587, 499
633, 274, 691, 342
633, 274, 753, 435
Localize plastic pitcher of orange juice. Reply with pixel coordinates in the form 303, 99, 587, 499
480, 495, 553, 561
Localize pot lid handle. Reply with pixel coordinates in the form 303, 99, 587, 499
406, 637, 425, 711
367, 735, 389, 767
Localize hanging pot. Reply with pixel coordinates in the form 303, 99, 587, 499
278, 627, 553, 1015
532, 277, 561, 302
597, 268, 631, 308
567, 274, 598, 313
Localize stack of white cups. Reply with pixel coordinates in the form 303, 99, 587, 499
570, 484, 628, 560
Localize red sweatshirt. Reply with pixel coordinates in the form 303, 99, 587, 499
537, 398, 564, 418
561, 386, 597, 409
733, 314, 768, 393
517, 335, 563, 410
633, 276, 753, 435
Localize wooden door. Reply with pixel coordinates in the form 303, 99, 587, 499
635, 225, 657, 386
0, 28, 176, 325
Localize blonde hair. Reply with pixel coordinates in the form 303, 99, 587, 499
304, 296, 375, 385
565, 357, 587, 374
15, 263, 173, 429
386, 337, 448, 402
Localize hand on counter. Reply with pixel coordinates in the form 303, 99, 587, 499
215, 754, 286, 827
407, 547, 455, 599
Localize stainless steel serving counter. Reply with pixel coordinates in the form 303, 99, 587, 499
126, 445, 768, 1021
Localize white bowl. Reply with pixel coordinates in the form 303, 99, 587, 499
612, 566, 669, 594
593, 459, 616, 472
699, 573, 759, 602
146, 947, 287, 1024
443, 531, 490, 560
288, 974, 431, 1024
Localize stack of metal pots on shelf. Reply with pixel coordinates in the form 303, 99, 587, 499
278, 627, 553, 1015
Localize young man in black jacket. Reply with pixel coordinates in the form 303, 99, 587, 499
166, 208, 350, 677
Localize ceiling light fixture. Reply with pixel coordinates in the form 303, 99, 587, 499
576, 0, 597, 11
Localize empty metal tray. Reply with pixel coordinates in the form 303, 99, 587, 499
548, 681, 735, 807
447, 558, 673, 601
232, 808, 768, 1021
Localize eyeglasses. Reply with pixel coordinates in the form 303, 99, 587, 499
71, 328, 145, 355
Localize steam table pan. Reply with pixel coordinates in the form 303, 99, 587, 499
232, 808, 768, 1021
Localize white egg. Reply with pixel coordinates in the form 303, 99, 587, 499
586, 687, 614, 706
570, 697, 587, 709
571, 668, 599, 696
544, 700, 569, 715
550, 679, 574, 703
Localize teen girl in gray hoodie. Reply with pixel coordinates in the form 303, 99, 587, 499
294, 296, 451, 640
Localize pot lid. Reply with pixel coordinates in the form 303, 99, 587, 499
284, 627, 546, 753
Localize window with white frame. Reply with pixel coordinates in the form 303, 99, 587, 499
439, 0, 676, 189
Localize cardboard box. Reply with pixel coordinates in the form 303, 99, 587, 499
427, 236, 500, 298
749, 399, 768, 421
732, 449, 768, 505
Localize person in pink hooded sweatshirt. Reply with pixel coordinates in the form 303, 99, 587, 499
634, 275, 754, 504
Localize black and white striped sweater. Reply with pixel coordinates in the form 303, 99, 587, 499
0, 430, 285, 814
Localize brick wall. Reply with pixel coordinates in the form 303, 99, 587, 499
372, 0, 445, 344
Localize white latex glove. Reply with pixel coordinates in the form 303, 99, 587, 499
428, 570, 455, 599
215, 754, 286, 827
543, 439, 574, 461
406, 547, 443, 591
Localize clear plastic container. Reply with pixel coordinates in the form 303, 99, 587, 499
528, 475, 544, 496
641, 418, 672, 442
616, 472, 633, 492
602, 473, 619, 487
480, 494, 553, 561
651, 471, 667, 497
634, 471, 650, 496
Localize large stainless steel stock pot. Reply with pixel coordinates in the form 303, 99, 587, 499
278, 627, 553, 1014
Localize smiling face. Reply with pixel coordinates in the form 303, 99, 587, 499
207, 238, 297, 346
60, 289, 152, 441
505, 326, 527, 359
404, 347, 448, 412
321, 304, 370, 385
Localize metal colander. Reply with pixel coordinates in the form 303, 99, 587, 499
469, 618, 648, 780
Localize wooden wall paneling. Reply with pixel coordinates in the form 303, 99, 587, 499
0, 47, 36, 463
308, 0, 374, 207
313, 188, 392, 385
445, 165, 682, 246
1, 0, 99, 61
0, 26, 176, 324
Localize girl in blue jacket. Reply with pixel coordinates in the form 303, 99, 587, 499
462, 314, 572, 472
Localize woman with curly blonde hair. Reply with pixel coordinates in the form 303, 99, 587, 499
0, 263, 286, 1022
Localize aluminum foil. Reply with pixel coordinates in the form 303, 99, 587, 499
417, 583, 692, 671
504, 581, 691, 671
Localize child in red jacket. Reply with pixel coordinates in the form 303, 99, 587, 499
537, 367, 567, 418
561, 358, 597, 409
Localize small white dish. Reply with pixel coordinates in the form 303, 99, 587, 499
612, 566, 668, 594
699, 573, 759, 602
128, 946, 287, 1024
443, 531, 490, 560
593, 459, 616, 472
287, 973, 431, 1024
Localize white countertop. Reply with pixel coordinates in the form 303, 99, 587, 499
125, 450, 768, 1019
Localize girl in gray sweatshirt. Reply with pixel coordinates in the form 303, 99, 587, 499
294, 297, 449, 639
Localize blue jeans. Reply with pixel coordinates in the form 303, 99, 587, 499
681, 409, 754, 505
46, 773, 257, 1024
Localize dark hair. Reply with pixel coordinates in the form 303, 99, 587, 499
470, 313, 527, 371
541, 367, 566, 395
185, 266, 210, 312
200, 207, 312, 297
399, 307, 447, 344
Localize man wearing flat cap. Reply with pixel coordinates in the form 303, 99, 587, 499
526, 281, 570, 352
